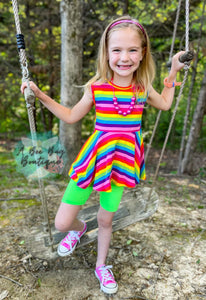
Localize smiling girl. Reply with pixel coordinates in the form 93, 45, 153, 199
21, 16, 185, 295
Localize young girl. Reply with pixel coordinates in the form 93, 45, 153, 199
21, 16, 185, 295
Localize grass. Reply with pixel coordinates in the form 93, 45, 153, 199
0, 143, 66, 193
0, 145, 45, 227
0, 150, 28, 191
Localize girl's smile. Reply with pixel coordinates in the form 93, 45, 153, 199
107, 27, 144, 86
117, 65, 132, 70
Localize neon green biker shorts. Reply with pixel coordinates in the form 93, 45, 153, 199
61, 179, 124, 212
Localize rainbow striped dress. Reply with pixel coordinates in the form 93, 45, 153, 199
69, 81, 147, 192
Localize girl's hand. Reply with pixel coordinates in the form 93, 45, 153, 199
171, 51, 186, 73
21, 81, 42, 98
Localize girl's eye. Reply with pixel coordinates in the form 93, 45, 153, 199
112, 49, 120, 52
130, 49, 138, 52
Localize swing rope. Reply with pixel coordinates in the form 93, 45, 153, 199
12, 0, 54, 251
145, 0, 182, 162
178, 0, 206, 174
146, 0, 191, 202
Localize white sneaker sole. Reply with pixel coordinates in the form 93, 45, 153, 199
95, 271, 118, 294
57, 225, 87, 257
57, 241, 78, 257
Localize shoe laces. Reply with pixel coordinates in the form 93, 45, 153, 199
63, 231, 80, 248
98, 265, 115, 284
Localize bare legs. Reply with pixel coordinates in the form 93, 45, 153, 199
55, 202, 114, 267
55, 202, 84, 232
96, 206, 115, 267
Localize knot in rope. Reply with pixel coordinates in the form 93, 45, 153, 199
26, 103, 35, 109
21, 63, 30, 80
183, 61, 191, 71
23, 79, 36, 106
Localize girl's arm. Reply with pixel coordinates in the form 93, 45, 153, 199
147, 51, 186, 111
21, 81, 94, 124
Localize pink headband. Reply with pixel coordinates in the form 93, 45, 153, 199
109, 20, 146, 39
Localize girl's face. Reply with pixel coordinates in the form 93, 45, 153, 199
107, 27, 144, 86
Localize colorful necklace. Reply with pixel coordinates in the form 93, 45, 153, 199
111, 81, 137, 116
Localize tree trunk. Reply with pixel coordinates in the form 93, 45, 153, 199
181, 69, 206, 175
59, 0, 83, 172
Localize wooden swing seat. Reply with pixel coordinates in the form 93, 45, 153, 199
26, 186, 159, 260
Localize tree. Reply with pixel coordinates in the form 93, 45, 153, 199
59, 0, 83, 170
1, 0, 205, 163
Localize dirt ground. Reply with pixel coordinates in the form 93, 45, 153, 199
0, 148, 206, 300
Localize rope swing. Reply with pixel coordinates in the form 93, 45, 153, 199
146, 0, 194, 202
11, 0, 194, 259
12, 0, 54, 253
144, 0, 183, 163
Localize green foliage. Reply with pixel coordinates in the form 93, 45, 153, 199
0, 0, 205, 151
0, 149, 27, 190
0, 1, 60, 134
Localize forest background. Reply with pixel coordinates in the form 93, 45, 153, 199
0, 1, 206, 299
0, 0, 206, 175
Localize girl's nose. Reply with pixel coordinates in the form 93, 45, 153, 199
121, 51, 129, 61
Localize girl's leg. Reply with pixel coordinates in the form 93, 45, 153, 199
55, 179, 93, 232
55, 202, 83, 232
55, 203, 87, 257
96, 206, 115, 267
55, 179, 93, 256
96, 185, 124, 267
95, 185, 124, 294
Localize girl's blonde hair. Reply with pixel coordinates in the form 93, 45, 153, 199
85, 16, 155, 93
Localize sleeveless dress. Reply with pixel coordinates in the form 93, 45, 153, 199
69, 81, 147, 192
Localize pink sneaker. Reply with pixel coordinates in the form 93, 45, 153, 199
95, 264, 118, 294
57, 221, 87, 257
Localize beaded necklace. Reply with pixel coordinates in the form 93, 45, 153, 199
110, 80, 137, 117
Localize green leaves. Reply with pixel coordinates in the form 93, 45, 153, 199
0, 0, 205, 152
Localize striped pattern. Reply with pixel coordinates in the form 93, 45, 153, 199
69, 81, 147, 192
93, 83, 145, 132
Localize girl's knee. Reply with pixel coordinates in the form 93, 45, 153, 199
55, 203, 82, 232
55, 216, 70, 232
97, 210, 114, 228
